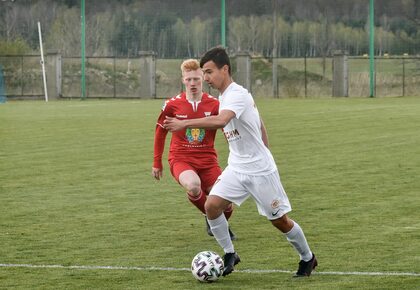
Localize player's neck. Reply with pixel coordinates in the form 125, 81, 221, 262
186, 92, 202, 102
219, 78, 233, 95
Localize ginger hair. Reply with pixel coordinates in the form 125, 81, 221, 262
180, 59, 201, 75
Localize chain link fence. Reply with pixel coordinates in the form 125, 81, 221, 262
1, 54, 419, 99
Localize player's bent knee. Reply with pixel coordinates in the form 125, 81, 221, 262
205, 196, 230, 219
183, 181, 201, 196
204, 200, 217, 215
271, 214, 294, 233
205, 202, 220, 218
186, 187, 201, 197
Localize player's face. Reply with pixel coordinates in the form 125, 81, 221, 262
202, 61, 228, 92
182, 69, 203, 95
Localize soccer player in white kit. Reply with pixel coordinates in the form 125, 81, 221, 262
164, 47, 317, 278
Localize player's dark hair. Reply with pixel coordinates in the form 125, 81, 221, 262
200, 46, 231, 75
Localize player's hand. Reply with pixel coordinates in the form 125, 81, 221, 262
152, 167, 163, 180
164, 116, 185, 132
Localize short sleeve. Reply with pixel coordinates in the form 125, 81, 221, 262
156, 99, 173, 127
220, 89, 250, 119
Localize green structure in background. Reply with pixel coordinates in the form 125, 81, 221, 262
221, 0, 226, 47
71, 0, 382, 99
81, 0, 86, 100
369, 0, 375, 97
0, 65, 6, 103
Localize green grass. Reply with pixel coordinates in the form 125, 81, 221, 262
0, 98, 419, 289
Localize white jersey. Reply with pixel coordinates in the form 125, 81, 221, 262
219, 82, 277, 175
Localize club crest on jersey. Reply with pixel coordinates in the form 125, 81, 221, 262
271, 199, 281, 209
186, 128, 205, 144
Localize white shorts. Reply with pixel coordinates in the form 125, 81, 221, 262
210, 166, 292, 220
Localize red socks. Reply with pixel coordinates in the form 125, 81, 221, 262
187, 190, 206, 214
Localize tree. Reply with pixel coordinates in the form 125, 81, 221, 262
0, 38, 31, 55
190, 17, 207, 57
45, 7, 80, 56
1, 1, 18, 41
229, 16, 248, 52
172, 19, 188, 58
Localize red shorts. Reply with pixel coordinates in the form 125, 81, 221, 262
169, 159, 222, 193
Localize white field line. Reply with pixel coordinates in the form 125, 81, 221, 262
0, 263, 419, 277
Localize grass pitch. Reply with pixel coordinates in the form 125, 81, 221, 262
0, 97, 419, 289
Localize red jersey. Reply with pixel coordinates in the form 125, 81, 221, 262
153, 92, 219, 169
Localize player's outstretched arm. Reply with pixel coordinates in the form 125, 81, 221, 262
164, 110, 235, 132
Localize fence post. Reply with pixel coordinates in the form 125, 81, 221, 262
45, 50, 62, 99
234, 51, 252, 92
402, 57, 405, 97
304, 54, 308, 97
0, 64, 6, 103
272, 57, 278, 98
332, 50, 348, 97
138, 51, 156, 98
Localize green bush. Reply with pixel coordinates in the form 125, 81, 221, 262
0, 38, 32, 55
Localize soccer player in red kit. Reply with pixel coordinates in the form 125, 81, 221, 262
152, 59, 235, 239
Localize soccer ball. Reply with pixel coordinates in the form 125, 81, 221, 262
191, 251, 224, 282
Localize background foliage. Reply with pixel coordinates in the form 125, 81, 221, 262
0, 0, 419, 58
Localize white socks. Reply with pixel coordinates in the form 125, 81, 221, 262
285, 221, 312, 261
207, 214, 234, 254
207, 215, 312, 261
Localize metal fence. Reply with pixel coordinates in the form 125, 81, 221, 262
1, 54, 419, 99
61, 57, 143, 98
0, 55, 44, 98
